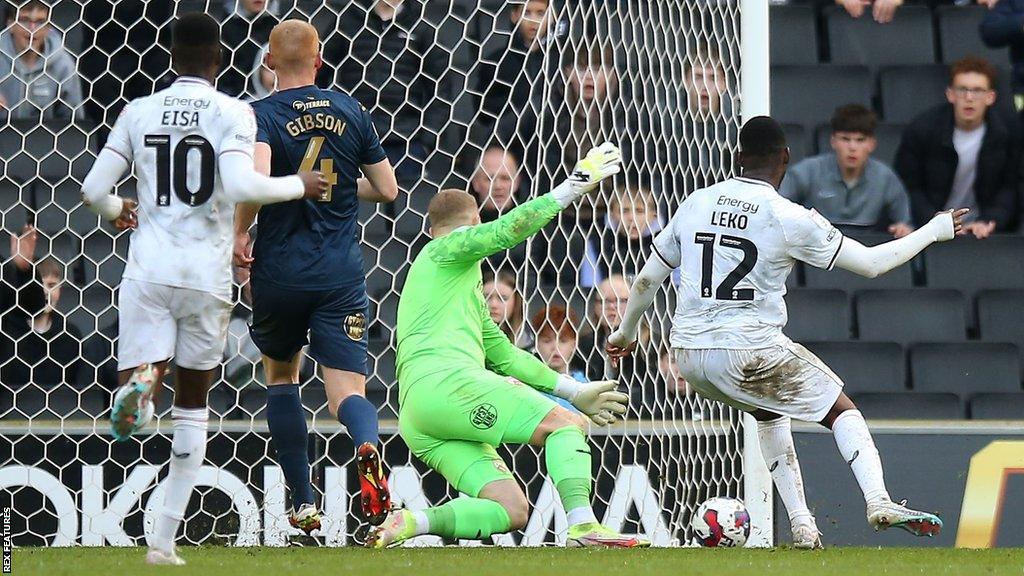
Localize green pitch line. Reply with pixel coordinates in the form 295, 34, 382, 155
13, 546, 1024, 576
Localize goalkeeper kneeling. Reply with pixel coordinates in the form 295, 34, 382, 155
367, 143, 649, 548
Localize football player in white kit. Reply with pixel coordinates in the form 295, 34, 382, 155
79, 14, 327, 565
607, 117, 968, 548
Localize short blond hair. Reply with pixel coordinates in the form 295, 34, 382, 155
268, 19, 319, 72
428, 189, 479, 230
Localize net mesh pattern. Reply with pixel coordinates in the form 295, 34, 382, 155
0, 0, 745, 547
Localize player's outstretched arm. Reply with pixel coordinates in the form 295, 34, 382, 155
219, 151, 327, 204
357, 158, 399, 203
431, 143, 622, 265
833, 208, 968, 278
606, 256, 675, 358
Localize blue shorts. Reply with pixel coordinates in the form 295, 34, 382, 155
249, 280, 369, 375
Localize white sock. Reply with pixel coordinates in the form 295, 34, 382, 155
566, 506, 597, 527
757, 417, 813, 526
411, 510, 430, 536
151, 407, 208, 552
832, 410, 890, 506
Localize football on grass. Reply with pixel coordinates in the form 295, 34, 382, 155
690, 497, 751, 548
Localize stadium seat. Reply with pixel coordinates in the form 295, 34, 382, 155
977, 290, 1024, 376
814, 122, 905, 166
804, 341, 906, 393
855, 289, 966, 345
910, 343, 1021, 402
879, 65, 950, 124
826, 5, 936, 68
770, 5, 819, 66
771, 65, 872, 131
852, 392, 962, 419
783, 289, 850, 341
368, 349, 397, 391
970, 393, 1024, 420
925, 237, 1024, 326
782, 123, 811, 164
937, 5, 1012, 66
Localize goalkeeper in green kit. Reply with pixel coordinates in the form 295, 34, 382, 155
367, 143, 649, 548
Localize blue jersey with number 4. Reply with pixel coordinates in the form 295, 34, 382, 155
250, 85, 386, 291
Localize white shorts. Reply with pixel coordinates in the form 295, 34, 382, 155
675, 340, 844, 422
117, 278, 232, 371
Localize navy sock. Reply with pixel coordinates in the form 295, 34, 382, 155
266, 385, 314, 510
337, 394, 379, 447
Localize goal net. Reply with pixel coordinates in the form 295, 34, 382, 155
0, 0, 765, 547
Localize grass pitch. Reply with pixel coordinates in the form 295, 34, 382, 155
14, 547, 1024, 576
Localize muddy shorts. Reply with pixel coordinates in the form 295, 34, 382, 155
675, 339, 844, 422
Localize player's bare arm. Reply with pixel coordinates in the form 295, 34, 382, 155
832, 208, 969, 278
357, 157, 399, 203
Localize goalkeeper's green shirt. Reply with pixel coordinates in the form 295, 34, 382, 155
396, 194, 565, 406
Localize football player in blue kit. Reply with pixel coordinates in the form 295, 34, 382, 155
233, 19, 399, 534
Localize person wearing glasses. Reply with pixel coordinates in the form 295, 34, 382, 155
0, 0, 82, 120
895, 57, 1019, 238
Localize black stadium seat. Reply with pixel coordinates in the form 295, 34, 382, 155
977, 290, 1024, 376
855, 289, 966, 345
783, 123, 811, 164
814, 122, 905, 166
771, 5, 819, 66
970, 393, 1024, 420
910, 343, 1022, 403
783, 289, 850, 341
826, 5, 936, 69
771, 65, 872, 131
879, 65, 950, 124
852, 392, 962, 419
804, 341, 906, 393
925, 237, 1024, 325
937, 5, 1011, 66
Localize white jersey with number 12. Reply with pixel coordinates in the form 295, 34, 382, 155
653, 176, 844, 350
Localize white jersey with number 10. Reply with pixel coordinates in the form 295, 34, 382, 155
653, 176, 844, 350
102, 76, 257, 298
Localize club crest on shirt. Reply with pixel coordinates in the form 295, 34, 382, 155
471, 403, 498, 430
343, 313, 366, 341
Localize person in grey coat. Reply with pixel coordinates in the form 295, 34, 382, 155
0, 0, 82, 121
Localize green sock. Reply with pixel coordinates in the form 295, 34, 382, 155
423, 497, 511, 539
544, 426, 593, 512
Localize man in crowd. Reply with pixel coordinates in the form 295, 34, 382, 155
895, 57, 1019, 238
782, 104, 913, 237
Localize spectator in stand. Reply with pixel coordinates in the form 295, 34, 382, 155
0, 257, 82, 388
530, 305, 587, 382
895, 57, 1020, 238
579, 274, 650, 380
680, 44, 736, 193
0, 0, 82, 120
781, 104, 913, 238
477, 0, 551, 129
582, 185, 662, 288
1, 224, 35, 323
483, 269, 531, 349
321, 0, 457, 184
471, 145, 524, 222
219, 0, 280, 98
834, 0, 903, 24
981, 0, 1024, 120
471, 145, 528, 272
244, 43, 275, 101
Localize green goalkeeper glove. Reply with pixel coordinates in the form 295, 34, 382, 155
552, 142, 622, 207
554, 375, 629, 426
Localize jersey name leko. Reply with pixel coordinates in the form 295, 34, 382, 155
102, 77, 257, 297
653, 177, 844, 350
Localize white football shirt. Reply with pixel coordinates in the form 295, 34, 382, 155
653, 176, 844, 349
103, 76, 257, 298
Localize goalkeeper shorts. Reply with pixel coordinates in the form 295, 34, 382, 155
399, 369, 560, 496
675, 339, 844, 423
